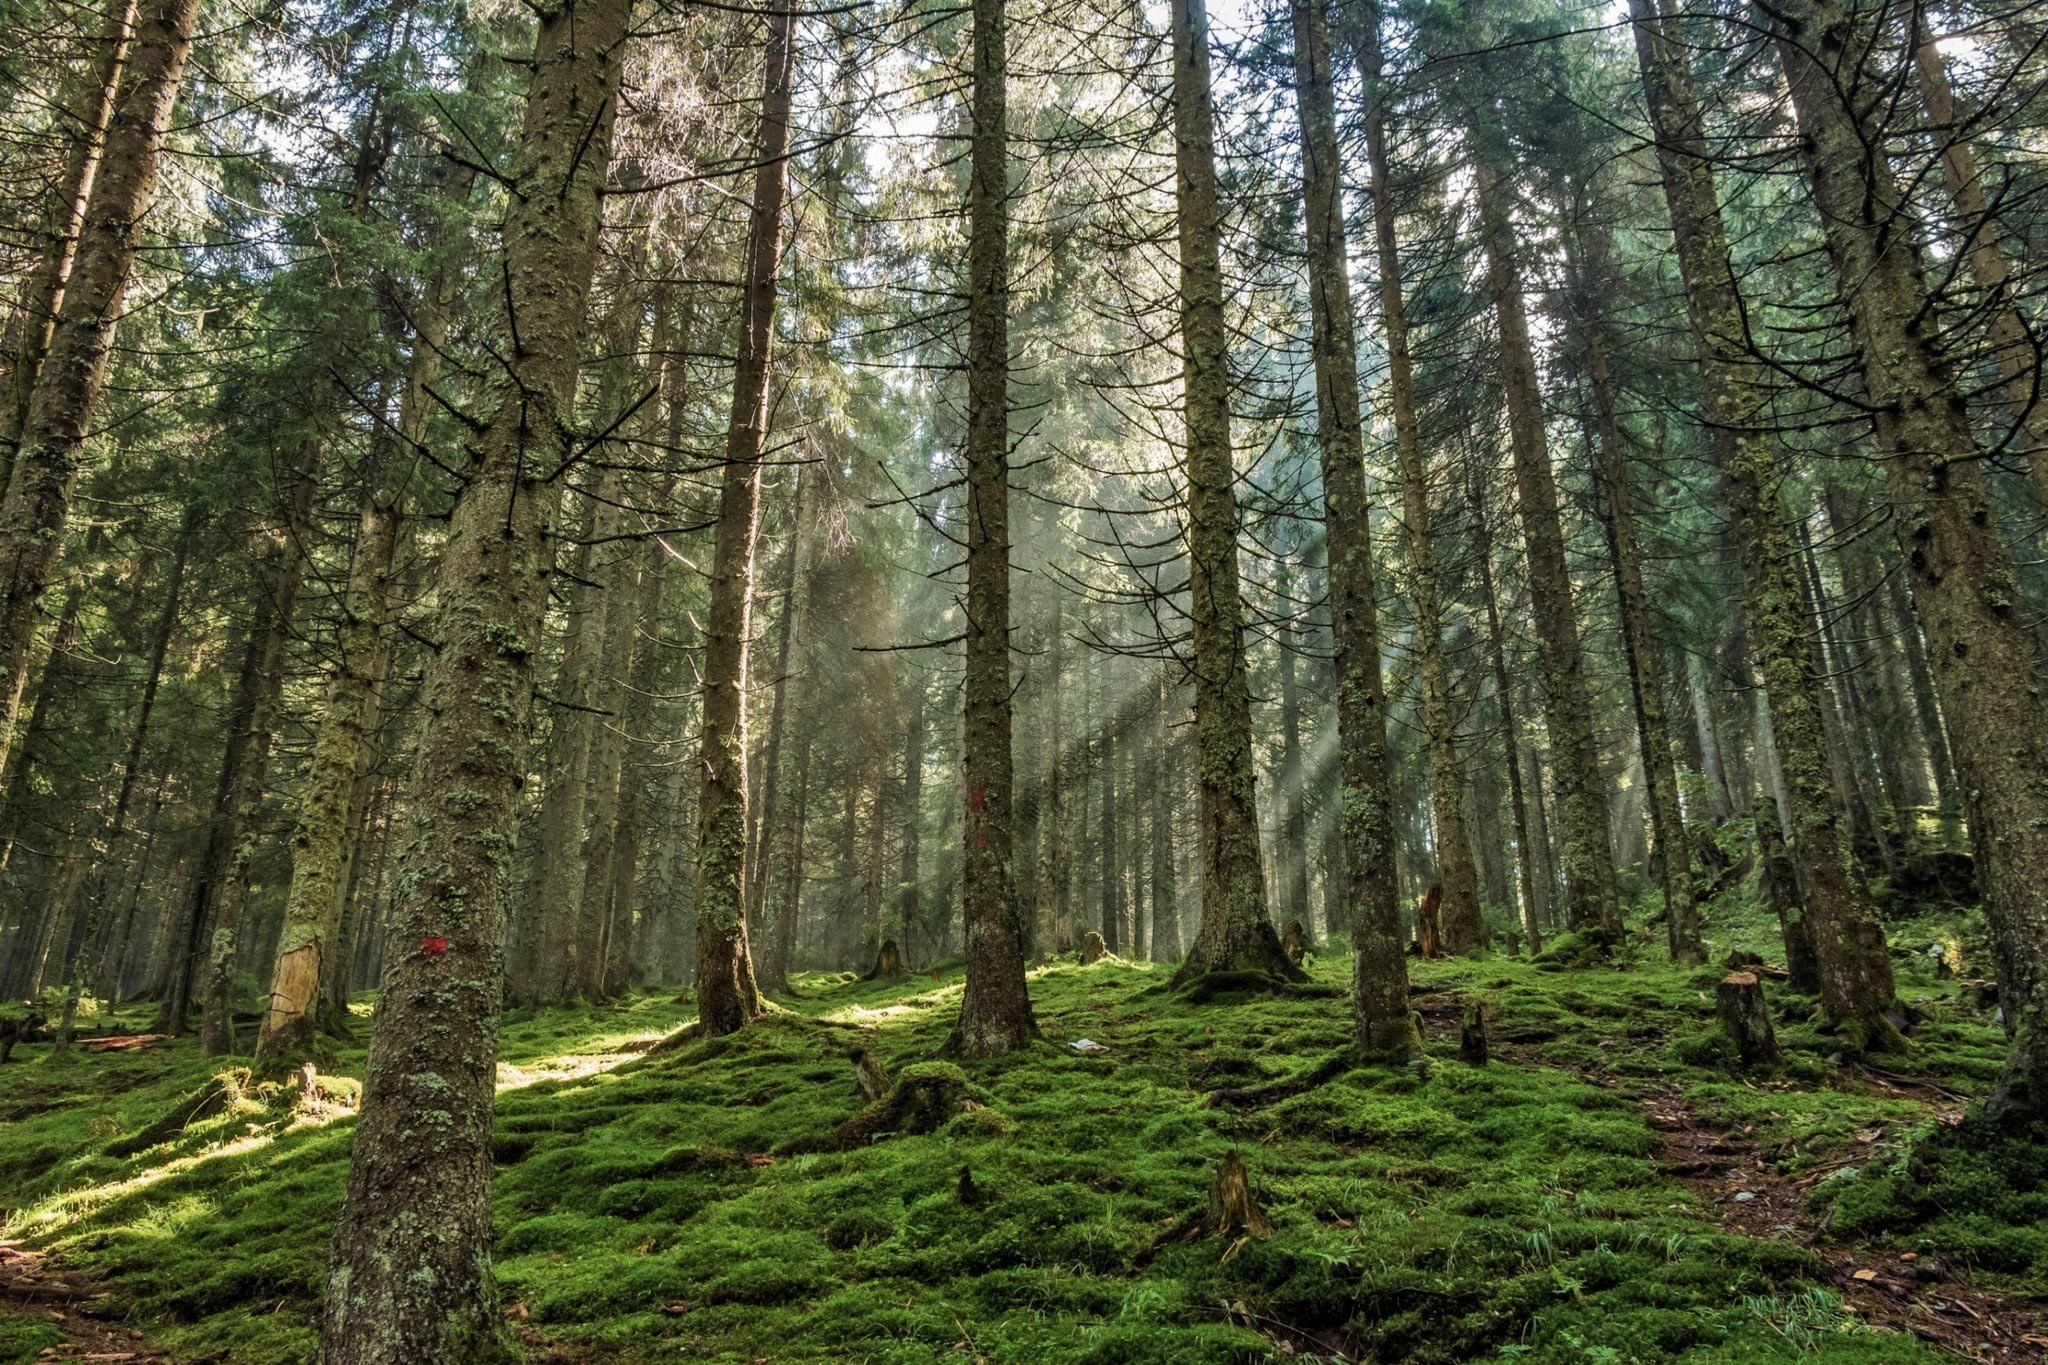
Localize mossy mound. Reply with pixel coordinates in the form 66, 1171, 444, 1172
819, 1061, 996, 1149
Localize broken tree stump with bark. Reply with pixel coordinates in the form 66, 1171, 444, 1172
1415, 884, 1443, 960
1078, 930, 1107, 965
1716, 971, 1782, 1071
852, 1046, 889, 1103
1207, 1150, 1274, 1240
1459, 1001, 1489, 1066
1282, 919, 1307, 968
861, 938, 906, 982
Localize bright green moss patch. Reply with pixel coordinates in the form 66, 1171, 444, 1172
0, 1315, 64, 1363
0, 922, 2024, 1362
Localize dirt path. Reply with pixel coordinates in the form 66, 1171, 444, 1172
1639, 1088, 2046, 1361
1416, 990, 2048, 1362
0, 1241, 167, 1362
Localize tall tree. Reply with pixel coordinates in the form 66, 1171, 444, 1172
1767, 0, 2048, 1109
1628, 0, 1897, 1038
1469, 141, 1623, 939
953, 0, 1037, 1054
319, 0, 632, 1350
1291, 0, 1414, 1051
1565, 215, 1702, 964
1167, 0, 1295, 986
0, 0, 199, 790
692, 0, 799, 1037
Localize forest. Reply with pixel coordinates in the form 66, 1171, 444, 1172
0, 0, 2046, 1355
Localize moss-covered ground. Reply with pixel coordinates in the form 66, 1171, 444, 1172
2, 882, 2039, 1362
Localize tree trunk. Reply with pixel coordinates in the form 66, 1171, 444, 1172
1570, 238, 1701, 963
897, 676, 924, 961
1291, 0, 1411, 1048
1350, 2, 1480, 955
1470, 147, 1622, 938
743, 465, 807, 961
257, 236, 456, 1060
1100, 668, 1121, 954
764, 703, 812, 991
0, 0, 199, 792
1034, 596, 1071, 960
508, 511, 604, 1005
1687, 651, 1734, 823
580, 466, 651, 1001
953, 0, 1036, 1052
1168, 0, 1291, 987
1629, 0, 1899, 1045
1717, 971, 1782, 1071
319, 0, 629, 1352
51, 508, 190, 1047
1469, 442, 1546, 953
1274, 604, 1310, 926
1768, 0, 2048, 1108
694, 0, 797, 1037
1901, 1, 2048, 495
1151, 669, 1183, 961
0, 0, 138, 484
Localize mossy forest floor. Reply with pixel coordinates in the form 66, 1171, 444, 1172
4, 893, 2046, 1362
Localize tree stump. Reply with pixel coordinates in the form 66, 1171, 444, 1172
851, 1046, 889, 1103
1415, 884, 1444, 960
862, 938, 906, 982
1459, 1001, 1489, 1066
0, 1006, 42, 1064
1716, 972, 1781, 1070
1282, 919, 1307, 968
1207, 1150, 1274, 1240
1078, 930, 1108, 964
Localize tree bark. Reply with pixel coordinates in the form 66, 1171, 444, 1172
0, 0, 199, 792
897, 675, 924, 961
0, 0, 139, 485
509, 511, 603, 1005
1468, 463, 1545, 953
52, 507, 190, 1048
1168, 0, 1292, 987
1629, 0, 1899, 1044
694, 0, 797, 1037
1767, 0, 2048, 1106
1033, 595, 1071, 960
1901, 1, 2048, 494
1292, 0, 1412, 1048
1470, 148, 1623, 938
1569, 236, 1701, 964
319, 0, 629, 1352
258, 248, 450, 1062
743, 466, 807, 965
953, 0, 1036, 1053
1349, 0, 1481, 955
1152, 669, 1183, 961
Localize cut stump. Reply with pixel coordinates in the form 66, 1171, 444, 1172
1717, 971, 1782, 1071
1208, 1150, 1274, 1240
1459, 1001, 1489, 1067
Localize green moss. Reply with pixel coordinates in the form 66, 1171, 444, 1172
0, 1315, 64, 1363
1, 934, 2027, 1363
